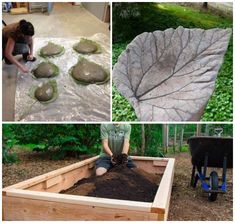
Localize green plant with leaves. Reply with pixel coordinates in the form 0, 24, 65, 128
130, 124, 163, 157
112, 44, 138, 121
2, 124, 101, 160
2, 124, 165, 161
2, 125, 19, 163
2, 144, 19, 164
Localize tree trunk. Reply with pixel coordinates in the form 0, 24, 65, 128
141, 124, 145, 156
179, 125, 184, 152
162, 124, 168, 154
196, 124, 201, 136
166, 124, 169, 153
173, 125, 177, 153
205, 124, 209, 136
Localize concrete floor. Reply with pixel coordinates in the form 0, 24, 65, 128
2, 3, 110, 121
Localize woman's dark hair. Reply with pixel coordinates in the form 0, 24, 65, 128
19, 19, 34, 36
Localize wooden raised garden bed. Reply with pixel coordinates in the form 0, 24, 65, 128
2, 156, 175, 221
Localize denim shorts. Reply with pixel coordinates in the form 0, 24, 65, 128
96, 155, 136, 170
13, 43, 29, 55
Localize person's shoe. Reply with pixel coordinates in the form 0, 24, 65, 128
26, 57, 37, 62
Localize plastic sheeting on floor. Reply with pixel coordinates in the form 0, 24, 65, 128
15, 34, 110, 121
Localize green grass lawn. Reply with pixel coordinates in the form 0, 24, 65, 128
112, 3, 233, 121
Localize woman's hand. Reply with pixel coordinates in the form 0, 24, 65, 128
27, 54, 34, 61
20, 65, 30, 73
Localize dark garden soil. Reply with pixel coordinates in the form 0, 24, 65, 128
2, 151, 233, 220
61, 165, 160, 202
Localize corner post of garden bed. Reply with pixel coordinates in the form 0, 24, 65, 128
150, 158, 175, 220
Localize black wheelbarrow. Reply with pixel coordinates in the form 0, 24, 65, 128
187, 136, 233, 201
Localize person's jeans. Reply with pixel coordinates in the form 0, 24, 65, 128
96, 155, 136, 170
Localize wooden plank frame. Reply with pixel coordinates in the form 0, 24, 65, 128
2, 156, 175, 221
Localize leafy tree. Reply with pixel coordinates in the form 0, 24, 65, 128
2, 124, 164, 161
2, 124, 101, 160
130, 124, 163, 157
4, 124, 230, 162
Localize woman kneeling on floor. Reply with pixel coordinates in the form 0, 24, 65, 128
2, 19, 36, 73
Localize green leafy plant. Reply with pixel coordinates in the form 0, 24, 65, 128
2, 124, 101, 160
130, 124, 163, 157
2, 145, 19, 164
180, 145, 189, 153
2, 125, 19, 164
144, 146, 164, 157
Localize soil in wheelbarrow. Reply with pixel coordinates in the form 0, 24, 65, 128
61, 165, 161, 202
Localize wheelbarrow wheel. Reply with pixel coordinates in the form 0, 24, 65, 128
208, 171, 218, 202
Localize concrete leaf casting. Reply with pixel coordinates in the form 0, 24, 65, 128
39, 42, 65, 58
32, 61, 59, 78
73, 38, 102, 54
29, 80, 58, 104
113, 26, 231, 121
69, 57, 110, 85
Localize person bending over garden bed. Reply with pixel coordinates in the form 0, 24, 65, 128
96, 124, 136, 176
